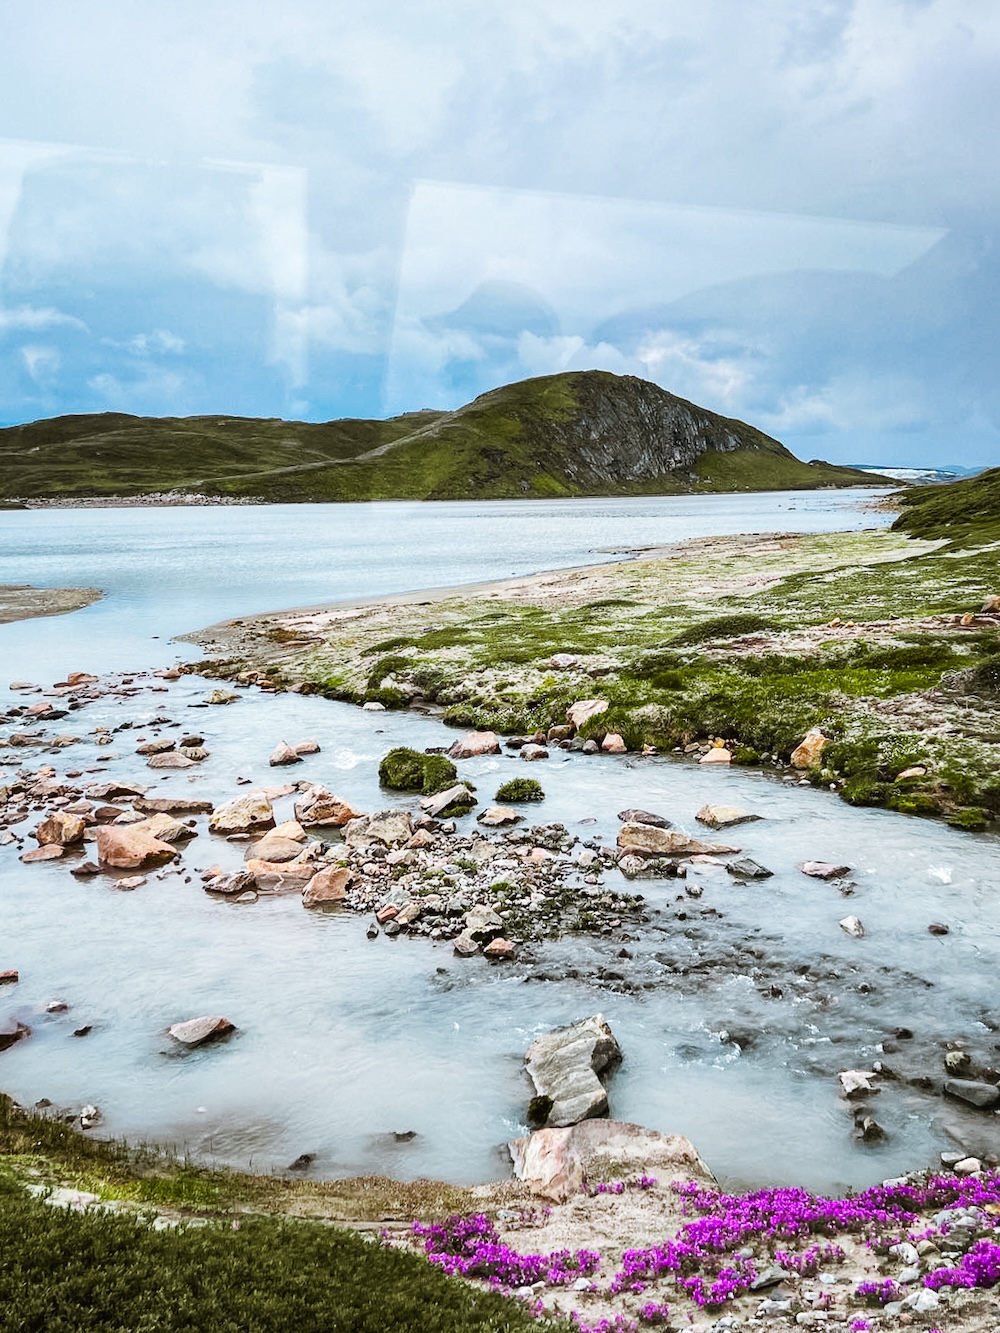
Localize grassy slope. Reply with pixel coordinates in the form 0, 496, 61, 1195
893, 465, 1000, 541
0, 372, 884, 501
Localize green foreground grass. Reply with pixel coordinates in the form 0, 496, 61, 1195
0, 1096, 551, 1333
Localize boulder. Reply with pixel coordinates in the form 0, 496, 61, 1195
35, 812, 86, 846
699, 747, 732, 765
453, 932, 480, 957
839, 914, 865, 938
245, 834, 310, 863
136, 739, 175, 755
695, 805, 761, 830
447, 731, 501, 760
519, 744, 549, 761
601, 733, 627, 754
20, 846, 64, 864
617, 822, 738, 858
524, 1014, 621, 1127
509, 1119, 710, 1203
204, 869, 255, 896
477, 806, 522, 827
272, 819, 306, 841
133, 813, 193, 843
567, 699, 608, 729
419, 786, 476, 819
800, 861, 851, 879
208, 792, 275, 836
95, 825, 178, 870
294, 739, 321, 755
345, 810, 414, 847
146, 752, 196, 770
791, 728, 829, 769
943, 1079, 1000, 1110
302, 865, 352, 907
134, 797, 214, 815
269, 741, 302, 767
0, 970, 18, 984
167, 1016, 235, 1047
618, 808, 671, 829
179, 746, 209, 762
245, 857, 316, 893
294, 788, 363, 828
484, 937, 515, 960
205, 689, 238, 705
726, 857, 773, 880
464, 904, 505, 941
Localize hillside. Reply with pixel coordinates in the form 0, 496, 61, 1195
893, 464, 1000, 541
0, 371, 886, 502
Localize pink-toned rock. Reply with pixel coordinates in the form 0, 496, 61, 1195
509, 1119, 711, 1203
132, 813, 193, 844
95, 825, 178, 869
601, 733, 627, 754
245, 857, 316, 893
66, 671, 99, 686
204, 869, 255, 896
406, 828, 437, 849
113, 875, 146, 891
617, 822, 738, 858
208, 792, 275, 836
699, 747, 732, 765
376, 904, 400, 924
800, 860, 851, 879
566, 699, 608, 730
245, 835, 310, 864
791, 728, 830, 769
0, 970, 18, 985
484, 937, 515, 960
293, 788, 363, 828
147, 751, 196, 770
447, 730, 501, 760
302, 865, 352, 907
133, 796, 214, 815
136, 739, 175, 756
269, 741, 302, 767
520, 743, 549, 761
35, 812, 86, 846
477, 807, 521, 828
895, 766, 927, 782
452, 932, 480, 957
167, 1015, 235, 1047
21, 845, 65, 863
293, 739, 321, 755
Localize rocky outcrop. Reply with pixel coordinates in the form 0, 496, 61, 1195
509, 1118, 711, 1202
525, 1015, 621, 1127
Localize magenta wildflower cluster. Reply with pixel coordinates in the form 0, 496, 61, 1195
585, 1176, 659, 1197
413, 1212, 601, 1288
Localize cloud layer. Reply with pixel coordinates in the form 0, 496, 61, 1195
1, 0, 998, 464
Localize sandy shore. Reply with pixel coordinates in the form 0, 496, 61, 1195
0, 584, 102, 625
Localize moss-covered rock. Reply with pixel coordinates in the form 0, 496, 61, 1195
378, 747, 457, 795
495, 778, 545, 803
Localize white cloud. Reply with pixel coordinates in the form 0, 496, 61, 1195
20, 343, 61, 385
0, 305, 87, 333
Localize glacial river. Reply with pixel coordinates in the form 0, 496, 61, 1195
4, 489, 999, 1194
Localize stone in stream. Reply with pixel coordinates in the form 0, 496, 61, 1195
301, 866, 352, 908
95, 825, 178, 870
601, 733, 627, 753
477, 806, 521, 827
204, 869, 255, 897
208, 792, 275, 836
447, 730, 500, 760
294, 787, 363, 828
147, 752, 196, 770
345, 810, 414, 846
132, 813, 194, 843
0, 970, 18, 985
484, 937, 515, 960
617, 808, 671, 828
136, 739, 175, 755
167, 1016, 235, 1047
695, 805, 762, 830
800, 861, 851, 879
617, 821, 738, 858
294, 739, 321, 755
245, 857, 316, 893
943, 1079, 1000, 1110
698, 747, 732, 765
419, 786, 476, 819
133, 797, 214, 815
726, 857, 773, 880
34, 812, 86, 846
21, 845, 66, 863
244, 834, 309, 864
0, 1019, 30, 1051
508, 1118, 709, 1203
839, 914, 865, 938
179, 746, 209, 762
269, 741, 302, 766
524, 1014, 622, 1127
205, 689, 238, 705
71, 861, 102, 878
519, 744, 549, 761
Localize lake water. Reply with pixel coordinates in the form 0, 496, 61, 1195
7, 487, 998, 1195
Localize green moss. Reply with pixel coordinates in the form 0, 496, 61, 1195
669, 613, 777, 646
495, 778, 545, 802
947, 807, 991, 831
378, 747, 457, 795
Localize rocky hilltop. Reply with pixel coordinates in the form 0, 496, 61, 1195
0, 370, 885, 502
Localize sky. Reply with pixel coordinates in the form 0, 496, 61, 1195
0, 0, 998, 467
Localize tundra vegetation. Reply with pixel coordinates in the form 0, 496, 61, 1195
189, 468, 1000, 833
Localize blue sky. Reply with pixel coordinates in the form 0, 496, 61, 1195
1, 0, 998, 467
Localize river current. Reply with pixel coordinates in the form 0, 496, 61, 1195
4, 490, 999, 1193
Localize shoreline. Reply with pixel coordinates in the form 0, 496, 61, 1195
0, 583, 103, 625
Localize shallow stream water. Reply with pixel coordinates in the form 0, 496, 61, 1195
4, 489, 998, 1194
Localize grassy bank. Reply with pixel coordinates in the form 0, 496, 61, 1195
188, 519, 1000, 831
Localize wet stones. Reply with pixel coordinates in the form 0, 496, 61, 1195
447, 730, 500, 760
726, 857, 773, 880
294, 787, 362, 828
301, 865, 352, 908
167, 1016, 235, 1047
524, 1014, 622, 1127
134, 797, 214, 815
208, 791, 275, 836
617, 822, 738, 858
95, 825, 178, 870
0, 1018, 30, 1051
419, 785, 476, 818
477, 806, 521, 827
695, 805, 761, 830
269, 741, 302, 766
839, 914, 865, 938
35, 811, 86, 845
346, 810, 413, 846
618, 808, 671, 828
800, 861, 852, 879
146, 751, 196, 770
943, 1079, 1000, 1110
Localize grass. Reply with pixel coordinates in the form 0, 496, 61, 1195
0, 370, 886, 502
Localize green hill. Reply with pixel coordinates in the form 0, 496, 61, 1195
893, 465, 1000, 541
0, 371, 887, 501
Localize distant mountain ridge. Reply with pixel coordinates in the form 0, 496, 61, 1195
0, 370, 888, 502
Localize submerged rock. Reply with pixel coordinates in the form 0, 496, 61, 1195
800, 861, 851, 879
208, 792, 275, 836
943, 1079, 1000, 1109
524, 1014, 621, 1128
167, 1016, 235, 1047
695, 805, 761, 830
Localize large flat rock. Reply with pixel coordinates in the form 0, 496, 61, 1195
525, 1014, 621, 1127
